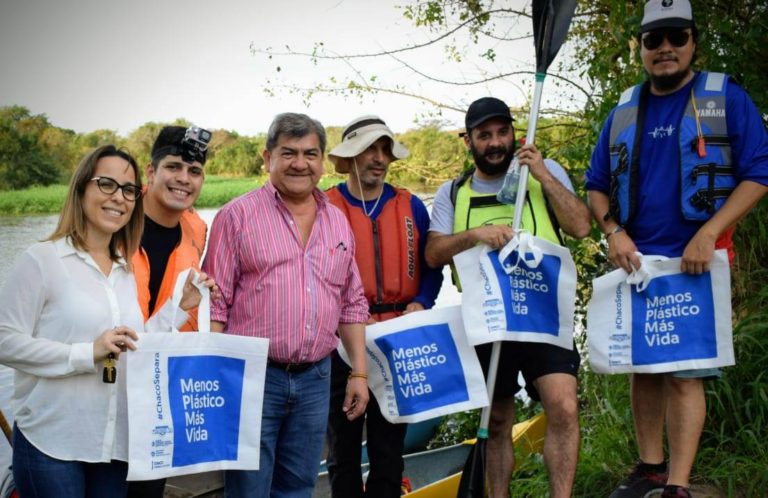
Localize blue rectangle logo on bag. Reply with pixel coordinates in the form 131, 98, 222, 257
631, 273, 716, 365
168, 355, 245, 467
489, 250, 562, 336
375, 324, 468, 416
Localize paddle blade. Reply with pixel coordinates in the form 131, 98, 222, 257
456, 437, 486, 497
532, 0, 578, 74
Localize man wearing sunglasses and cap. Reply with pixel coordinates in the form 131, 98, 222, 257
426, 96, 591, 498
324, 115, 443, 497
587, 1, 768, 497
128, 125, 211, 498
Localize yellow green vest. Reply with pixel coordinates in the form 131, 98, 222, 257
451, 172, 562, 289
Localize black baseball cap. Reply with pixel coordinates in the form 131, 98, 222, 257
465, 97, 515, 131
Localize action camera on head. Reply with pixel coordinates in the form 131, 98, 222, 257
180, 126, 211, 165
151, 125, 212, 166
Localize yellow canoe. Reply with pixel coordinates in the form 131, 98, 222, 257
312, 412, 547, 498
164, 413, 547, 497
405, 412, 547, 497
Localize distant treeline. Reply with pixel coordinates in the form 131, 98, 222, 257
0, 105, 475, 191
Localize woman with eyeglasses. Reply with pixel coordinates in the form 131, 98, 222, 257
0, 145, 215, 497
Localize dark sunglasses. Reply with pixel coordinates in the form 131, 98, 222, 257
642, 28, 691, 50
90, 176, 142, 201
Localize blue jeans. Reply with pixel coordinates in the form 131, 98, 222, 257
225, 356, 331, 498
12, 425, 128, 498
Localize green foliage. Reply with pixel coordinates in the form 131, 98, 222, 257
393, 125, 466, 188
0, 106, 64, 190
206, 135, 265, 176
427, 409, 479, 449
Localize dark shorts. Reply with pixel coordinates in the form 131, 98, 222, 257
475, 341, 581, 402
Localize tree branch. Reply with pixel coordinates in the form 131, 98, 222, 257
252, 8, 527, 61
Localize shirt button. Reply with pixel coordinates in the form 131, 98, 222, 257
307, 287, 311, 293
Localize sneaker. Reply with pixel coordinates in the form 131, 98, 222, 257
661, 485, 692, 498
609, 462, 669, 498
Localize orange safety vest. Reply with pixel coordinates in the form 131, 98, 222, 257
327, 186, 420, 321
132, 209, 207, 331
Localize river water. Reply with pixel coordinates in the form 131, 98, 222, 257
0, 208, 462, 469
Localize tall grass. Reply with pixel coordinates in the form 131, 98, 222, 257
697, 199, 768, 496
0, 184, 68, 214
0, 175, 344, 215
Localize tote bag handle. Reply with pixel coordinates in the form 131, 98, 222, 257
170, 268, 210, 334
625, 253, 669, 292
496, 231, 543, 273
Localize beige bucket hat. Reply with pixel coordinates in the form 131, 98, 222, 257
328, 115, 409, 173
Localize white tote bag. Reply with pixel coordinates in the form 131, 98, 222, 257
454, 232, 577, 350
587, 250, 734, 374
338, 306, 489, 424
126, 269, 269, 480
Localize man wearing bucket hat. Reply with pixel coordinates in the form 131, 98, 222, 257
426, 97, 590, 498
325, 115, 443, 498
586, 1, 768, 497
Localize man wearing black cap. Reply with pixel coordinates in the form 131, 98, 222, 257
586, 0, 768, 497
426, 97, 590, 498
128, 125, 210, 498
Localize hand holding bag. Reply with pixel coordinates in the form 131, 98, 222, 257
338, 306, 489, 423
126, 269, 269, 480
587, 250, 734, 374
454, 231, 578, 350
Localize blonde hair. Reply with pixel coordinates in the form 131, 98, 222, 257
48, 145, 144, 268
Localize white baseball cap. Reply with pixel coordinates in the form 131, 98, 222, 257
640, 0, 694, 33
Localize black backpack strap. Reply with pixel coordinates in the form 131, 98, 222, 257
450, 168, 475, 207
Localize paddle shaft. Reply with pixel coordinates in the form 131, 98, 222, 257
477, 74, 544, 436
0, 409, 11, 448
460, 2, 576, 495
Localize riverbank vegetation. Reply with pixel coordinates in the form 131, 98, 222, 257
0, 175, 347, 215
1, 0, 766, 495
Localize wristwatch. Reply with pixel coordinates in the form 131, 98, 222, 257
605, 225, 625, 239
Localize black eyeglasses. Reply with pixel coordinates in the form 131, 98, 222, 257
642, 28, 691, 50
90, 176, 142, 201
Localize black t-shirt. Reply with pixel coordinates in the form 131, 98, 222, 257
141, 216, 181, 315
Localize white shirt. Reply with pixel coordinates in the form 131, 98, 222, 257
0, 238, 182, 462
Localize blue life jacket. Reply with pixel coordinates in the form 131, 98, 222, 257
608, 71, 734, 225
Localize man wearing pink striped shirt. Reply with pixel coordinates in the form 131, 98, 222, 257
202, 113, 370, 498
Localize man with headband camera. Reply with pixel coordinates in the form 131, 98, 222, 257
127, 125, 211, 498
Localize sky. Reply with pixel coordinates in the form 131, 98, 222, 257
0, 0, 579, 136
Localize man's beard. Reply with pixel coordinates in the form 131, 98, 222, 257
471, 143, 515, 176
649, 67, 692, 92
